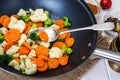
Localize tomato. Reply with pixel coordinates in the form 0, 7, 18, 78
100, 0, 112, 9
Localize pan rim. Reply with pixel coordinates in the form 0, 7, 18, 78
0, 0, 98, 78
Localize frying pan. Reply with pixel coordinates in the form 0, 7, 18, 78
0, 0, 120, 78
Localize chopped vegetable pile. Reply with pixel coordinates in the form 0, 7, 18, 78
0, 8, 75, 75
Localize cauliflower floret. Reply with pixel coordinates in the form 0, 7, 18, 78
50, 24, 60, 31
0, 27, 8, 34
28, 49, 36, 58
13, 53, 20, 57
19, 55, 37, 75
32, 44, 38, 49
8, 16, 26, 33
24, 57, 37, 75
20, 58, 26, 71
19, 55, 27, 71
39, 41, 50, 48
8, 16, 18, 28
9, 16, 18, 24
17, 20, 26, 33
30, 9, 48, 22
25, 64, 37, 75
20, 55, 27, 59
29, 8, 34, 15
8, 60, 20, 70
17, 9, 27, 16
0, 41, 7, 47
49, 47, 63, 58
18, 39, 25, 46
0, 46, 4, 55
6, 45, 20, 55
26, 39, 35, 45
18, 34, 27, 46
21, 34, 27, 40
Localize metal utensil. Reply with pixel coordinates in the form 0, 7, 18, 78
29, 22, 114, 42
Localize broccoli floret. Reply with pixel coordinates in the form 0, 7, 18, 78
0, 54, 13, 63
29, 32, 39, 41
44, 11, 53, 27
31, 24, 38, 28
67, 48, 73, 54
62, 45, 67, 54
44, 18, 53, 27
55, 38, 64, 42
45, 11, 49, 17
0, 35, 4, 43
62, 45, 73, 54
63, 16, 71, 28
19, 15, 30, 22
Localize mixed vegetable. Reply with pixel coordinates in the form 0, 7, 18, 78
0, 8, 75, 75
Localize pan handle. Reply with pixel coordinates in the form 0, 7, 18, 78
93, 48, 120, 62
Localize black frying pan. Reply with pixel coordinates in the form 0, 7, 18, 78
0, 0, 98, 78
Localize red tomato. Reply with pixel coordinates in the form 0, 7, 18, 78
100, 0, 112, 9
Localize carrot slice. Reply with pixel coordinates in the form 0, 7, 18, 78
0, 15, 10, 28
38, 55, 49, 61
3, 17, 10, 28
34, 58, 45, 67
37, 62, 48, 72
39, 31, 49, 42
24, 21, 32, 34
18, 46, 29, 55
3, 42, 13, 52
37, 22, 43, 27
0, 15, 8, 25
13, 57, 20, 63
27, 21, 33, 26
58, 32, 70, 40
58, 28, 70, 40
23, 42, 32, 50
48, 58, 59, 69
4, 29, 21, 43
30, 57, 37, 62
36, 46, 49, 57
58, 55, 69, 66
65, 37, 75, 47
59, 28, 71, 39
54, 19, 64, 29
12, 14, 19, 19
66, 32, 71, 38
52, 42, 65, 49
